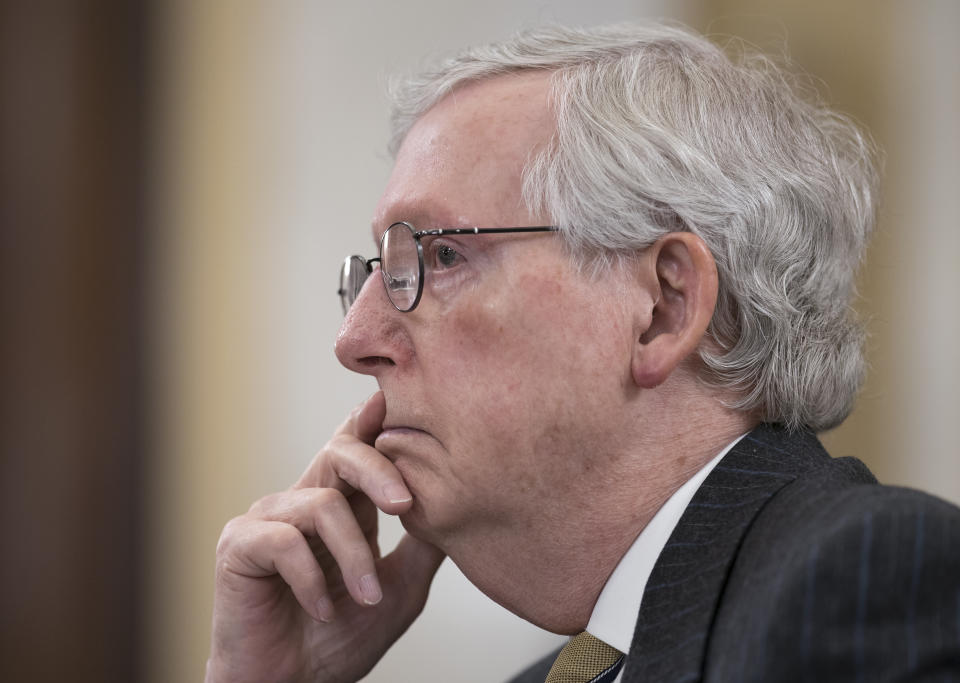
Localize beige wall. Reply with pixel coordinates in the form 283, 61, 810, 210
144, 2, 959, 681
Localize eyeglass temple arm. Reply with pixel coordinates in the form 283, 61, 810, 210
413, 226, 558, 238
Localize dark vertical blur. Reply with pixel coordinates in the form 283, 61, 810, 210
0, 2, 148, 682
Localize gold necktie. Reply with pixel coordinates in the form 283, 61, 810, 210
545, 631, 624, 683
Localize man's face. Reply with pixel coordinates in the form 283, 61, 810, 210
335, 73, 637, 559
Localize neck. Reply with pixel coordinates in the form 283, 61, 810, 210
445, 388, 755, 634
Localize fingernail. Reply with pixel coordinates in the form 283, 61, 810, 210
315, 596, 335, 622
359, 573, 382, 605
383, 482, 412, 504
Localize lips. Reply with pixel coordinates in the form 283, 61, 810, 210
379, 425, 429, 436
380, 407, 429, 435
380, 398, 433, 439
381, 420, 420, 430
377, 413, 434, 442
375, 425, 434, 464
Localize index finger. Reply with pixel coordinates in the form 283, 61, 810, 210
349, 390, 386, 445
297, 391, 385, 489
292, 392, 413, 512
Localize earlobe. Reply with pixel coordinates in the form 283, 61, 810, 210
630, 233, 718, 389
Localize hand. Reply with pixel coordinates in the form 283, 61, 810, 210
206, 391, 446, 683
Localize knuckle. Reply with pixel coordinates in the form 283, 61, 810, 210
214, 517, 259, 578
248, 492, 281, 516
346, 548, 374, 573
350, 450, 390, 492
215, 516, 246, 555
272, 524, 305, 554
214, 547, 237, 578
310, 486, 347, 514
301, 559, 326, 583
313, 441, 333, 462
326, 433, 353, 453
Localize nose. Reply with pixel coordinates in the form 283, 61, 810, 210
335, 267, 413, 376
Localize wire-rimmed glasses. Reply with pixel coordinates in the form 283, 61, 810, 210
338, 221, 558, 313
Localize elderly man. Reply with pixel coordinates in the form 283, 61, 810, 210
206, 23, 960, 683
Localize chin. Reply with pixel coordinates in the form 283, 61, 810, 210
397, 494, 465, 553
398, 499, 444, 546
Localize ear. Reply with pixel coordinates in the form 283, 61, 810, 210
631, 232, 718, 389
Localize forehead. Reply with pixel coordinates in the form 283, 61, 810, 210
373, 71, 555, 241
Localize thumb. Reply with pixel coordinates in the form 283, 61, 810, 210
381, 533, 446, 609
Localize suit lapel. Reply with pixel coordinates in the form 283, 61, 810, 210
623, 424, 831, 683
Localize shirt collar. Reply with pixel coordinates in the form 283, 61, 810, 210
586, 434, 746, 653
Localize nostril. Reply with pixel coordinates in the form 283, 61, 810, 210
357, 356, 395, 369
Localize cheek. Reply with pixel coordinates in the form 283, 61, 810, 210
431, 266, 627, 442
409, 264, 636, 527
447, 269, 561, 380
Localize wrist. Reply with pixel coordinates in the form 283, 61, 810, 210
204, 654, 257, 683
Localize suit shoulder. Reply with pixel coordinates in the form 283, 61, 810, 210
709, 478, 960, 681
762, 468, 960, 552
735, 468, 960, 597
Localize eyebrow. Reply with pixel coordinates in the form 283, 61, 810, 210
371, 208, 462, 244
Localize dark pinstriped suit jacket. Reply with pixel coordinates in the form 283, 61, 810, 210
509, 424, 960, 682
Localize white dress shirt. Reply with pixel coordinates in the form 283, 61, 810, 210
585, 435, 746, 682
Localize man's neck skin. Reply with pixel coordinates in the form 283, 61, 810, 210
428, 376, 755, 635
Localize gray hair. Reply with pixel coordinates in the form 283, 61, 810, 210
387, 22, 880, 432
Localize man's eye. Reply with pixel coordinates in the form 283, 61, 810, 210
434, 244, 462, 268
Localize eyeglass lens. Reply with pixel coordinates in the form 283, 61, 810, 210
339, 255, 369, 314
380, 223, 422, 311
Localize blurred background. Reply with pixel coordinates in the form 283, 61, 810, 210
1, 1, 957, 681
